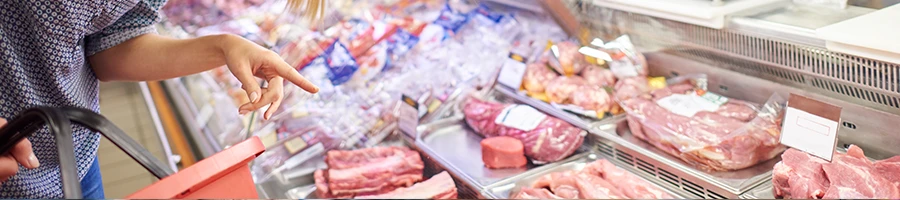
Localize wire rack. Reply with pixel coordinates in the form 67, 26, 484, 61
573, 2, 900, 115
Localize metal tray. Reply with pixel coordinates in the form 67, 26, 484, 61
482, 151, 692, 199
495, 86, 624, 131
268, 133, 483, 199
740, 181, 774, 199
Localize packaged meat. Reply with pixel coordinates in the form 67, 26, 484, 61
314, 146, 425, 198
619, 74, 786, 171
522, 62, 559, 95
551, 41, 587, 76
581, 66, 616, 87
570, 85, 614, 116
592, 35, 649, 79
773, 146, 900, 199
481, 136, 528, 169
512, 159, 671, 199
354, 171, 458, 199
463, 97, 585, 163
544, 76, 587, 104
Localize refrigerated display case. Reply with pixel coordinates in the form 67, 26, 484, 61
149, 0, 900, 199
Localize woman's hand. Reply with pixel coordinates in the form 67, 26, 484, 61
220, 35, 319, 119
0, 118, 40, 186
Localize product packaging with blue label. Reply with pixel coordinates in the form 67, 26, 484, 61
432, 3, 469, 33
323, 41, 359, 85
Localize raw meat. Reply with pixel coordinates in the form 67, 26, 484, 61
512, 158, 671, 199
773, 146, 900, 199
481, 136, 528, 169
613, 76, 650, 101
582, 160, 673, 199
570, 85, 613, 114
545, 76, 587, 104
354, 171, 458, 199
463, 98, 585, 163
315, 147, 425, 197
512, 188, 563, 199
523, 62, 559, 94
620, 82, 784, 171
553, 41, 587, 76
582, 66, 616, 87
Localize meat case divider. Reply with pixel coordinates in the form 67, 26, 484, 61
482, 151, 691, 199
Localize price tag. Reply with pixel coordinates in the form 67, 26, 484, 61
780, 94, 842, 161
398, 95, 420, 138
496, 53, 528, 89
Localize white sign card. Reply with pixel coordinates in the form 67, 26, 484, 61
496, 53, 528, 90
780, 94, 842, 161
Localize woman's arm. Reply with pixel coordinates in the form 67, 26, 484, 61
89, 33, 228, 82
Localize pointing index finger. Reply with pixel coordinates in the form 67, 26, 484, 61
275, 59, 319, 94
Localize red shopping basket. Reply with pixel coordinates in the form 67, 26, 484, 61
0, 107, 265, 199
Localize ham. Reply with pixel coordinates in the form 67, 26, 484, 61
315, 147, 425, 197
481, 136, 528, 169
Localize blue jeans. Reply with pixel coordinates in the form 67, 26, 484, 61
80, 157, 105, 199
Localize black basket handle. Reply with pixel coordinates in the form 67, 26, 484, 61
0, 107, 175, 199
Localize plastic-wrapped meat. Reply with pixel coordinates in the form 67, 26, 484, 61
463, 98, 584, 163
513, 188, 563, 199
545, 76, 587, 104
773, 146, 900, 199
570, 85, 613, 113
581, 66, 616, 87
620, 78, 786, 171
522, 63, 559, 94
554, 42, 587, 76
613, 77, 650, 101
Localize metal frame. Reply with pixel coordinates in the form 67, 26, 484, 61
139, 82, 180, 172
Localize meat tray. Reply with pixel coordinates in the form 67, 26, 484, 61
410, 88, 595, 197
274, 132, 482, 199
482, 151, 690, 199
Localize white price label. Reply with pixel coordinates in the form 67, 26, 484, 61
494, 105, 547, 131
780, 94, 842, 161
398, 95, 420, 138
655, 93, 721, 117
497, 53, 528, 89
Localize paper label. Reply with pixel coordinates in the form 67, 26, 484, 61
609, 59, 639, 78
780, 94, 842, 161
497, 53, 528, 90
398, 95, 420, 138
656, 93, 721, 117
284, 136, 309, 154
260, 131, 278, 148
494, 105, 547, 131
699, 91, 729, 106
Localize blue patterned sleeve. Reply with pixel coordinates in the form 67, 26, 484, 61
84, 0, 167, 56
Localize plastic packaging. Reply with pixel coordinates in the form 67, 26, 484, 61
618, 74, 786, 171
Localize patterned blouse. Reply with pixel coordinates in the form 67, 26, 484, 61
0, 0, 166, 198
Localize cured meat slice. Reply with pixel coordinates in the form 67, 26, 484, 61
481, 136, 528, 169
354, 172, 458, 199
325, 146, 420, 169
